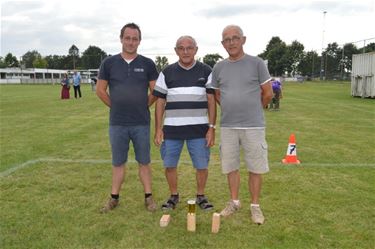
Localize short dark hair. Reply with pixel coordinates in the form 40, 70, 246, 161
120, 23, 142, 40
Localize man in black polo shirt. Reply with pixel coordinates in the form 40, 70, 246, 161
97, 23, 158, 213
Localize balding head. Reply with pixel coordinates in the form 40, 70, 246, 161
175, 35, 197, 48
222, 25, 244, 38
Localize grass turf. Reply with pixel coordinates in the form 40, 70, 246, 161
0, 82, 374, 248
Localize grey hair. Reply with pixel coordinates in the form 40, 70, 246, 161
222, 25, 244, 37
175, 35, 197, 47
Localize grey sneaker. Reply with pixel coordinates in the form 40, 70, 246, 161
220, 200, 241, 217
251, 205, 265, 224
145, 196, 157, 212
100, 198, 119, 213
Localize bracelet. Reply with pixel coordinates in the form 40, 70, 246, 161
208, 124, 216, 129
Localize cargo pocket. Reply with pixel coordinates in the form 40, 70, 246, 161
249, 142, 268, 159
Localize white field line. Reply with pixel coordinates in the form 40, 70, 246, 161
1, 158, 374, 177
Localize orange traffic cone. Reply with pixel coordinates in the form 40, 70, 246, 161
282, 134, 301, 164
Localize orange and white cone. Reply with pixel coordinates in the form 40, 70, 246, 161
282, 134, 301, 164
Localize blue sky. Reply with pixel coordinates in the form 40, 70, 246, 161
1, 0, 374, 62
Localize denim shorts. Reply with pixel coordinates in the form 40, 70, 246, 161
109, 125, 150, 166
160, 138, 210, 169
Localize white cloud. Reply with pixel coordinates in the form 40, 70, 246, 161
1, 0, 374, 64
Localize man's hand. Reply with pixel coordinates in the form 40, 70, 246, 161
205, 128, 215, 147
154, 128, 164, 147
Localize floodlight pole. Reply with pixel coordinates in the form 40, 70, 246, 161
311, 51, 315, 78
19, 56, 23, 84
320, 11, 327, 81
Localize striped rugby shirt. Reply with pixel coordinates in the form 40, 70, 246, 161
153, 61, 215, 140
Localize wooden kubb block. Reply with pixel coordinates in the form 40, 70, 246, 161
187, 213, 196, 232
211, 212, 220, 233
160, 214, 171, 227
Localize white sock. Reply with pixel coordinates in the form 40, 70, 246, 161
251, 203, 260, 207
232, 200, 240, 205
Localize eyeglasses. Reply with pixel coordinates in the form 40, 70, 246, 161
123, 36, 140, 43
222, 36, 242, 45
176, 46, 196, 53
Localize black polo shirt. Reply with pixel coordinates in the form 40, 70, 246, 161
99, 54, 158, 126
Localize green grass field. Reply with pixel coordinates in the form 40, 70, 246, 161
0, 82, 374, 249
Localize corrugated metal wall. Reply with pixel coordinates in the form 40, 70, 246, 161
351, 52, 375, 98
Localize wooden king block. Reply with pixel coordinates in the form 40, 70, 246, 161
187, 213, 196, 232
211, 212, 220, 233
160, 214, 171, 227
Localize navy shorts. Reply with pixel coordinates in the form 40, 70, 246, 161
109, 125, 150, 166
160, 138, 210, 169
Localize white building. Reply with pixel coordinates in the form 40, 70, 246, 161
0, 68, 99, 84
351, 52, 375, 98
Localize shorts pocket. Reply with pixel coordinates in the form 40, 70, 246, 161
249, 142, 268, 159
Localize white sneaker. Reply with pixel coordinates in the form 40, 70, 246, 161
250, 205, 265, 225
220, 200, 241, 217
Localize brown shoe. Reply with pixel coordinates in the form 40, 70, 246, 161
100, 198, 119, 213
145, 196, 157, 212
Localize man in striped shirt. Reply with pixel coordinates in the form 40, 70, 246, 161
153, 36, 216, 211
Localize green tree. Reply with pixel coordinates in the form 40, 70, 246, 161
298, 50, 320, 78
362, 42, 375, 53
63, 56, 74, 70
258, 36, 288, 76
323, 42, 341, 79
4, 53, 19, 67
340, 43, 359, 79
45, 55, 67, 69
155, 56, 169, 73
81, 46, 107, 69
203, 53, 223, 68
69, 44, 80, 69
0, 57, 5, 68
286, 40, 304, 76
22, 50, 42, 68
33, 57, 48, 68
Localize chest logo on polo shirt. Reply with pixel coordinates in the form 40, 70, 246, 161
134, 68, 144, 72
197, 77, 207, 85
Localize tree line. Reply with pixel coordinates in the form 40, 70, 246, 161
1, 38, 374, 80
0, 45, 107, 70
259, 37, 375, 80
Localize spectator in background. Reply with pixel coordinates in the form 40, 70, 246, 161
60, 73, 70, 99
90, 76, 97, 92
73, 71, 82, 98
269, 79, 283, 111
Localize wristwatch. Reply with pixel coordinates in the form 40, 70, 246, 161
208, 124, 216, 129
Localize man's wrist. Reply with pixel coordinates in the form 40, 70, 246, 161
208, 124, 216, 129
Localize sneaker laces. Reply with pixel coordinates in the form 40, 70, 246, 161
251, 206, 263, 217
221, 201, 240, 215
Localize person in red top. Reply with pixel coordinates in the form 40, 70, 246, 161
60, 73, 70, 99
